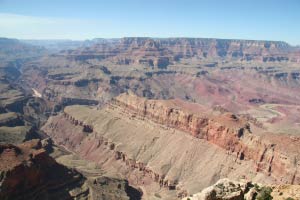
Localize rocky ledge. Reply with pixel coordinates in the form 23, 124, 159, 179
0, 139, 89, 200
183, 178, 300, 200
42, 93, 300, 198
112, 93, 300, 184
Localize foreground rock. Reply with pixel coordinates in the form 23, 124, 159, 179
0, 139, 89, 200
0, 139, 142, 200
183, 178, 300, 200
183, 179, 253, 200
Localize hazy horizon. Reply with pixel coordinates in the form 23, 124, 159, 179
2, 37, 299, 47
0, 0, 300, 45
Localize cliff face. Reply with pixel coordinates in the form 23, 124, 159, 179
0, 139, 142, 200
42, 93, 299, 197
112, 93, 300, 185
65, 37, 299, 65
0, 139, 89, 200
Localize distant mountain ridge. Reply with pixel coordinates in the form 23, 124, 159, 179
60, 37, 300, 65
0, 38, 46, 62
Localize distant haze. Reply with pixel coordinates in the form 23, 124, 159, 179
0, 0, 299, 45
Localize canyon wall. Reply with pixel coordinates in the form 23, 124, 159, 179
112, 93, 300, 185
41, 94, 300, 196
0, 139, 89, 200
65, 37, 300, 65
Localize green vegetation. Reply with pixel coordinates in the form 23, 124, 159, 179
256, 186, 273, 200
254, 183, 260, 190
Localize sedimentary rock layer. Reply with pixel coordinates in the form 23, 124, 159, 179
112, 93, 300, 185
43, 98, 288, 196
0, 139, 89, 200
65, 37, 300, 64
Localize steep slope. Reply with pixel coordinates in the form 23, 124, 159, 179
42, 93, 299, 198
0, 139, 89, 200
112, 93, 300, 185
0, 64, 50, 144
0, 139, 142, 200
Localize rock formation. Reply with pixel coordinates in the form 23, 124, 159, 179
112, 93, 300, 185
2, 37, 300, 199
64, 37, 300, 65
182, 179, 254, 200
0, 139, 88, 200
41, 93, 299, 198
183, 178, 300, 200
0, 139, 142, 200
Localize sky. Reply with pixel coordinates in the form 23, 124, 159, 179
0, 0, 299, 45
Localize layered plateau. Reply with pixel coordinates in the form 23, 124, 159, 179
42, 93, 300, 198
1, 37, 300, 199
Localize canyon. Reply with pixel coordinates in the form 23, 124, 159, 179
1, 37, 300, 199
41, 92, 300, 198
0, 139, 141, 200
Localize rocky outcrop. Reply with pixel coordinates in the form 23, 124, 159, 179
63, 112, 94, 133
112, 93, 300, 185
182, 178, 270, 200
0, 139, 89, 200
183, 179, 249, 200
42, 94, 300, 197
183, 178, 300, 200
90, 176, 142, 200
0, 139, 142, 200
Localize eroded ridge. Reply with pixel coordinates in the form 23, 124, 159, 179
42, 93, 300, 197
62, 111, 186, 197
112, 93, 300, 184
0, 140, 89, 200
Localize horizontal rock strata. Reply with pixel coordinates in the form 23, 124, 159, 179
43, 96, 286, 196
112, 93, 300, 184
0, 139, 89, 200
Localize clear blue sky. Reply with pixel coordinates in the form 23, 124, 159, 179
0, 0, 299, 45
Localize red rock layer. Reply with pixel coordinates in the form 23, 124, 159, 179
65, 37, 300, 64
46, 113, 188, 198
112, 93, 300, 184
0, 140, 85, 200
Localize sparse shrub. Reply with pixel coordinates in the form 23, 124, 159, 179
256, 186, 273, 200
216, 183, 225, 189
285, 198, 295, 200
